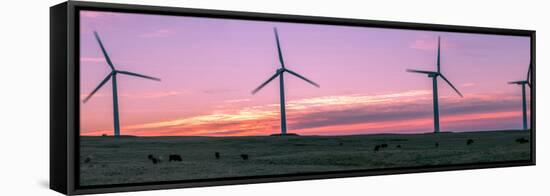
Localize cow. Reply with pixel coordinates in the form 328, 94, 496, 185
152, 158, 160, 164
147, 154, 162, 164
84, 156, 92, 164
396, 145, 401, 149
380, 144, 388, 148
516, 138, 529, 144
339, 142, 344, 146
240, 154, 249, 160
435, 142, 439, 148
467, 139, 474, 145
215, 152, 220, 160
374, 145, 381, 152
169, 154, 182, 162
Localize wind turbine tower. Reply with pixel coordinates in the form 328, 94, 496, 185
252, 27, 320, 135
508, 64, 532, 130
406, 36, 463, 133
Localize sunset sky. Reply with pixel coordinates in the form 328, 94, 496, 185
79, 10, 531, 136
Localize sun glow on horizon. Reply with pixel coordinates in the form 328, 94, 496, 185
81, 90, 526, 136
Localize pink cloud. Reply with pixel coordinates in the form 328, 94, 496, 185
224, 99, 252, 103
80, 11, 115, 18
80, 90, 190, 101
81, 57, 104, 63
139, 29, 176, 38
120, 90, 190, 99
410, 36, 458, 51
461, 82, 476, 87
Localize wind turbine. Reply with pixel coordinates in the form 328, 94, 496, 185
251, 27, 320, 136
83, 31, 161, 137
508, 64, 532, 130
406, 36, 463, 133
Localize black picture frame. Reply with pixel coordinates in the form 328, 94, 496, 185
50, 1, 536, 195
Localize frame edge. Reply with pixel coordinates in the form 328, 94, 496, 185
60, 1, 536, 195
50, 1, 69, 195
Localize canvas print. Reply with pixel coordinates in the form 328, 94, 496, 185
79, 10, 532, 186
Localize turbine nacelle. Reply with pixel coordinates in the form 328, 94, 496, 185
252, 28, 319, 95
428, 73, 440, 78
508, 64, 532, 87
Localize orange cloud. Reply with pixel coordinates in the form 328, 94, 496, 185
87, 90, 525, 137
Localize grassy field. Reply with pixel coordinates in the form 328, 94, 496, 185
79, 130, 531, 186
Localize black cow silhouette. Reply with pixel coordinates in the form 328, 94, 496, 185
169, 154, 182, 162
516, 138, 529, 144
374, 145, 381, 152
147, 154, 162, 164
84, 156, 92, 164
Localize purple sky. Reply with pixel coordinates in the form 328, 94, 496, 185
79, 11, 531, 136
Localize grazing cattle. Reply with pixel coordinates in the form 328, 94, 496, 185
169, 154, 182, 162
396, 145, 401, 149
339, 142, 343, 146
380, 144, 388, 148
516, 138, 529, 144
467, 139, 474, 145
152, 158, 160, 164
84, 156, 92, 164
148, 154, 162, 164
240, 154, 249, 160
215, 152, 220, 159
374, 145, 381, 152
435, 142, 439, 148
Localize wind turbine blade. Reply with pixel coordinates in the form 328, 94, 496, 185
437, 36, 441, 73
83, 73, 112, 103
252, 72, 280, 94
406, 69, 438, 75
285, 69, 320, 88
508, 81, 526, 85
440, 74, 463, 97
93, 31, 115, 70
117, 70, 161, 81
527, 63, 532, 87
273, 27, 285, 69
